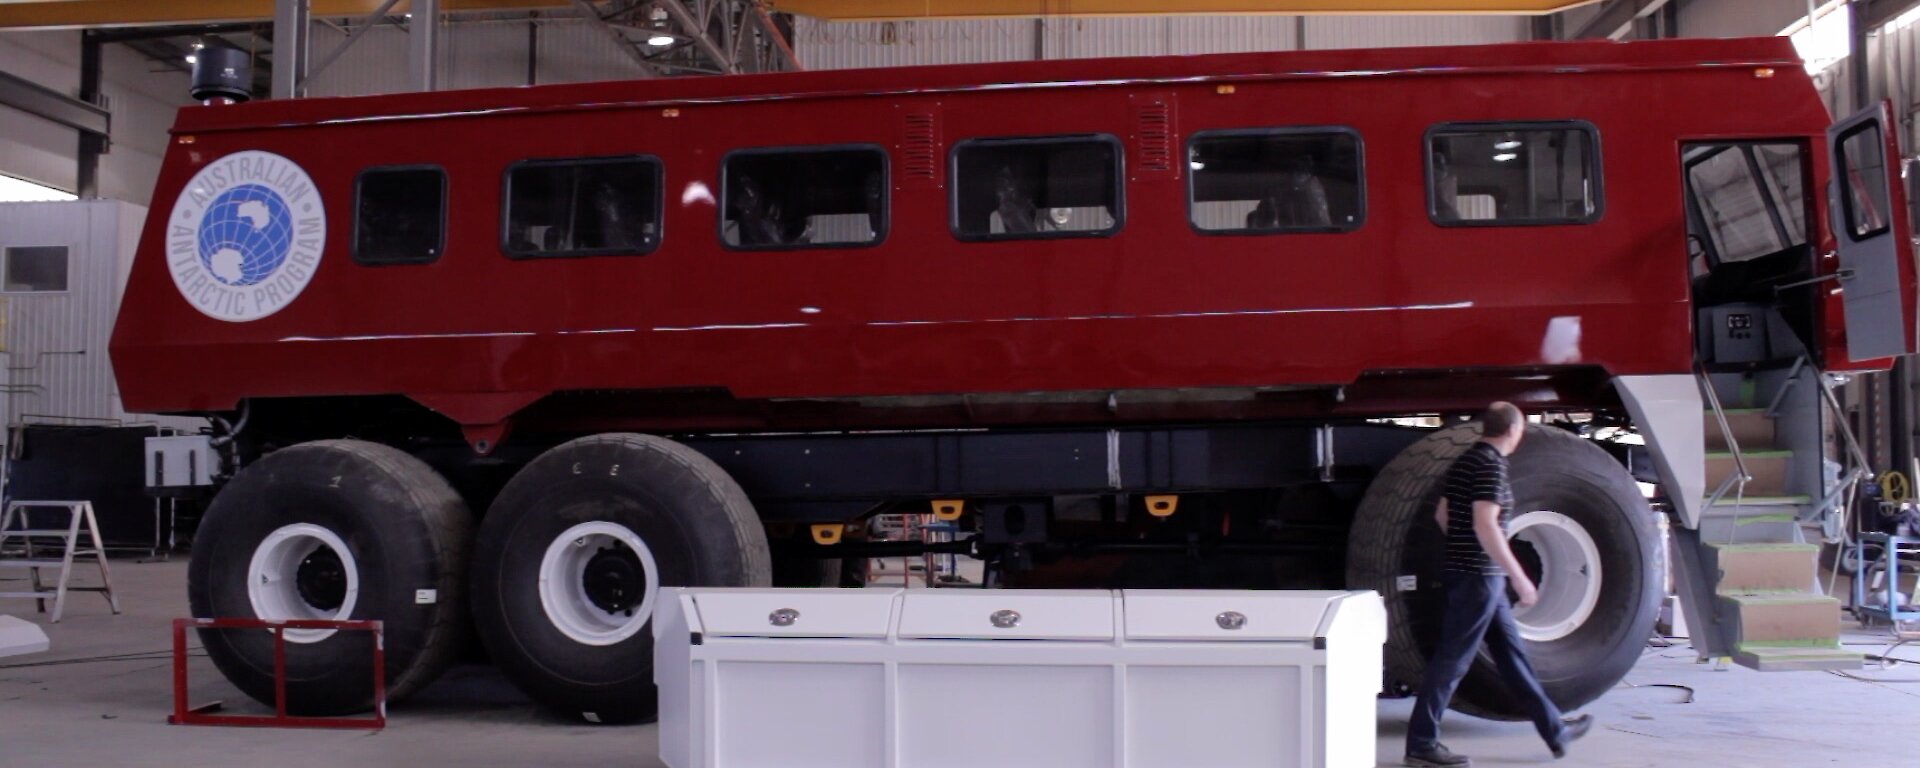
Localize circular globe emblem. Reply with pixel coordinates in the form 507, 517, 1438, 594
166, 151, 324, 322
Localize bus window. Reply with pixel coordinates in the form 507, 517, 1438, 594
722, 146, 887, 250
952, 136, 1123, 240
503, 156, 662, 258
1685, 143, 1807, 266
355, 166, 446, 265
1428, 122, 1600, 226
1188, 128, 1363, 233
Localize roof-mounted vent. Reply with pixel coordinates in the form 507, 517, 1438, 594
191, 46, 252, 105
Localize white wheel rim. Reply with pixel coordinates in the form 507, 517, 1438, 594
538, 521, 660, 646
1507, 510, 1603, 643
246, 523, 360, 644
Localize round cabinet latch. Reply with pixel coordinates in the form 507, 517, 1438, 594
990, 609, 1022, 629
1216, 611, 1248, 631
769, 608, 800, 627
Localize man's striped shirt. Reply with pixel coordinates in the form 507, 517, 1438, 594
1443, 441, 1513, 575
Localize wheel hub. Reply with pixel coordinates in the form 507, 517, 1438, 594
1507, 510, 1603, 643
246, 523, 361, 644
295, 547, 349, 612
537, 521, 661, 646
581, 543, 643, 615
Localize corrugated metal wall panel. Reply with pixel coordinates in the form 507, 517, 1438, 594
1302, 14, 1528, 49
793, 18, 1036, 70
1165, 16, 1300, 56
305, 23, 410, 97
796, 14, 1523, 70
536, 19, 653, 85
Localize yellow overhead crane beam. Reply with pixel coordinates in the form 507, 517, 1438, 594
0, 0, 1599, 29
776, 1, 1599, 19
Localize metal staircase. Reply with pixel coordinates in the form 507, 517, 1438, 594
1693, 362, 1861, 671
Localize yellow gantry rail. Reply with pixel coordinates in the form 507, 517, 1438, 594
778, 1, 1597, 19
0, 0, 1599, 29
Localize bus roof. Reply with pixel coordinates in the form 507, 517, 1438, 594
176, 35, 1802, 134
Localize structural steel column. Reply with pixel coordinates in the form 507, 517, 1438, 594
410, 0, 440, 91
76, 30, 103, 199
273, 0, 311, 98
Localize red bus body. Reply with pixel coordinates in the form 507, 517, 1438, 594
110, 36, 1881, 440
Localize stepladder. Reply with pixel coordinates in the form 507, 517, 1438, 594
0, 501, 121, 623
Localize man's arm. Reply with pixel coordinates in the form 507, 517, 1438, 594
1434, 497, 1447, 531
1474, 500, 1538, 607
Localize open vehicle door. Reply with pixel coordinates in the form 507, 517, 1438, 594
1828, 101, 1918, 362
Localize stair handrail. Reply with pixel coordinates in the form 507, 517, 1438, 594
1814, 366, 1872, 545
1699, 366, 1753, 511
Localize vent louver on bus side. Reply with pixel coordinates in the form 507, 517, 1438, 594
901, 110, 942, 188
1132, 95, 1177, 179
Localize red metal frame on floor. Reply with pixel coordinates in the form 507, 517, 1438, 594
169, 617, 386, 729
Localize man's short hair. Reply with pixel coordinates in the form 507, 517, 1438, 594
1482, 401, 1524, 438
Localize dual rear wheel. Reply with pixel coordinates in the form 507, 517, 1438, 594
189, 434, 769, 722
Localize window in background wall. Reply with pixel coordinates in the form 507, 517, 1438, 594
1782, 0, 1850, 75
3, 246, 70, 292
0, 175, 76, 202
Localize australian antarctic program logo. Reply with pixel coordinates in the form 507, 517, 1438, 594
166, 150, 324, 322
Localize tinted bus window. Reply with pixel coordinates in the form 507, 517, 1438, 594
1188, 128, 1363, 233
952, 136, 1123, 240
504, 156, 662, 258
1429, 123, 1601, 226
355, 166, 446, 265
722, 147, 887, 249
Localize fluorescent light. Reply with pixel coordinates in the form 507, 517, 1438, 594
1494, 140, 1522, 150
185, 54, 198, 64
1493, 152, 1519, 162
647, 34, 676, 47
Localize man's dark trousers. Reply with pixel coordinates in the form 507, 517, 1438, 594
1407, 571, 1565, 751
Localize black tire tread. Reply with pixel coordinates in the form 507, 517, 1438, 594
303, 440, 473, 702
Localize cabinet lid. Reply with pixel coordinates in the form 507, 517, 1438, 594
690, 588, 903, 638
897, 590, 1116, 641
1121, 590, 1351, 642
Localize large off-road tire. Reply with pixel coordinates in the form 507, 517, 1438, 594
1347, 422, 1661, 720
471, 434, 771, 724
189, 440, 472, 715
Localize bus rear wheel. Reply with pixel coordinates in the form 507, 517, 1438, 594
1347, 422, 1661, 720
188, 440, 473, 715
470, 434, 770, 724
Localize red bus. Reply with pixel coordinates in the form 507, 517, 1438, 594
113, 34, 1912, 723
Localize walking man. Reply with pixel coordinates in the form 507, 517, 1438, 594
1405, 402, 1593, 767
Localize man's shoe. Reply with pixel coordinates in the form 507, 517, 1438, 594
1550, 714, 1594, 759
1406, 743, 1471, 767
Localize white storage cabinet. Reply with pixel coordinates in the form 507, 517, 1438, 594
656, 588, 1385, 768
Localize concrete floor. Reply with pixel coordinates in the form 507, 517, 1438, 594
3, 559, 1917, 768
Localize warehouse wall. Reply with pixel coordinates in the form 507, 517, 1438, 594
1677, 0, 1813, 40
304, 17, 658, 97
793, 14, 1530, 70
0, 31, 191, 206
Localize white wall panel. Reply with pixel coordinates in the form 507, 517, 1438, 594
0, 201, 197, 429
